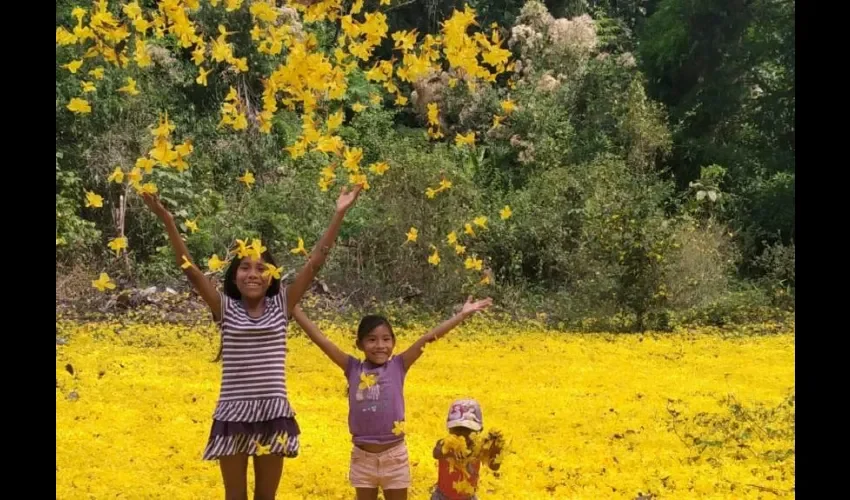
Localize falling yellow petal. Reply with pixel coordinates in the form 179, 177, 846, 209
85, 191, 104, 208
428, 246, 441, 266
290, 237, 308, 256
108, 237, 128, 257
92, 272, 116, 292
455, 132, 475, 147
63, 60, 84, 74
184, 219, 199, 234
107, 167, 124, 184
368, 162, 389, 175
67, 98, 92, 114
499, 205, 513, 220
207, 254, 226, 272
118, 77, 140, 96
238, 170, 256, 189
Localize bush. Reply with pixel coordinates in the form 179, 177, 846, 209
674, 287, 780, 327
753, 241, 795, 310
664, 217, 739, 311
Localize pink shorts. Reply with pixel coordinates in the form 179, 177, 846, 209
349, 441, 411, 490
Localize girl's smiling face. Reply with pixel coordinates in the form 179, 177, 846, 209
359, 324, 395, 365
234, 257, 270, 300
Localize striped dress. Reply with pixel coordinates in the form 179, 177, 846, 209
202, 289, 300, 460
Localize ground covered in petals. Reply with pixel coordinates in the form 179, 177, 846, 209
56, 320, 794, 499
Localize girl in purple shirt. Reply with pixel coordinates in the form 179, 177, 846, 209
292, 296, 492, 500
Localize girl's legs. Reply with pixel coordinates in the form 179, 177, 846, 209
384, 489, 409, 500
253, 454, 284, 500
219, 454, 249, 500
355, 488, 380, 500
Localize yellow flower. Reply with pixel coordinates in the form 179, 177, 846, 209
286, 141, 308, 160
349, 173, 370, 190
290, 238, 308, 256
225, 0, 244, 13
63, 60, 84, 74
262, 263, 282, 283
392, 420, 406, 436
454, 244, 466, 255
464, 223, 475, 236
455, 132, 475, 147
473, 215, 488, 228
184, 219, 199, 234
136, 183, 158, 195
447, 232, 458, 245
88, 67, 105, 80
368, 162, 389, 175
441, 434, 469, 457
234, 239, 250, 258
107, 167, 124, 184
85, 191, 104, 208
358, 372, 377, 390
91, 272, 116, 292
405, 227, 418, 243
238, 171, 255, 189
151, 113, 175, 138
108, 237, 128, 257
118, 77, 140, 96
196, 67, 212, 86
427, 103, 440, 126
500, 100, 517, 114
180, 255, 194, 269
326, 110, 344, 132
428, 246, 441, 266
207, 254, 226, 272
136, 157, 156, 174
81, 81, 97, 93
499, 205, 513, 220
175, 141, 194, 157
343, 147, 363, 172
351, 103, 367, 113
67, 98, 92, 114
254, 441, 271, 456
464, 256, 483, 271
249, 239, 267, 260
453, 479, 476, 495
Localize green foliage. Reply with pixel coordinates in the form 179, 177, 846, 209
54, 0, 793, 328
639, 0, 794, 280
56, 152, 101, 259
753, 241, 795, 309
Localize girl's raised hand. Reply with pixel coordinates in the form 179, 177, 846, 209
461, 296, 493, 316
141, 193, 172, 221
335, 184, 363, 214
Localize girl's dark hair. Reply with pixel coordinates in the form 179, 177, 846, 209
356, 315, 395, 347
222, 250, 281, 299
214, 250, 281, 362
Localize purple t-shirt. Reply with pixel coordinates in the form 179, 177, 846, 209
345, 355, 408, 445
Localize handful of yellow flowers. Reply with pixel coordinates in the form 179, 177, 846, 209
440, 428, 507, 493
